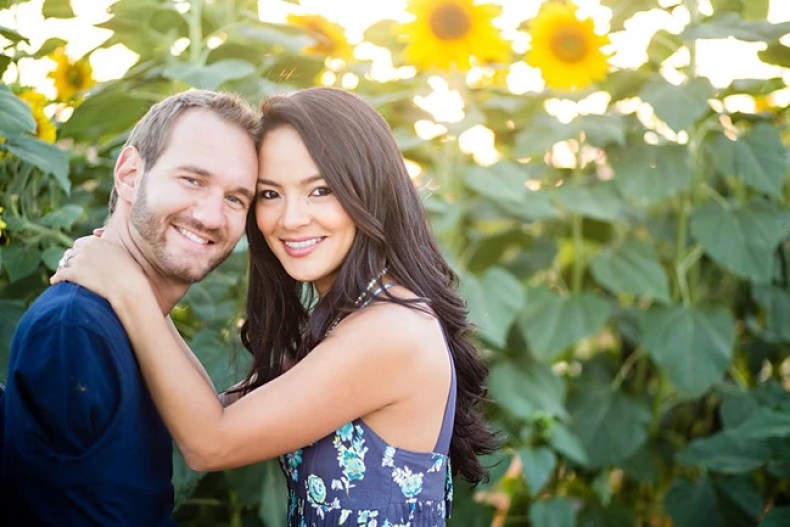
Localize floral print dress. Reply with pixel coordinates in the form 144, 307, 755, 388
278, 319, 457, 526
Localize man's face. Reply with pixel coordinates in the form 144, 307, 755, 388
129, 109, 258, 284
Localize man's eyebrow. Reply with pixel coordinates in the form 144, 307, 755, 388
257, 175, 324, 187
176, 165, 254, 201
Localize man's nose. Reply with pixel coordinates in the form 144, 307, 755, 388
191, 193, 225, 231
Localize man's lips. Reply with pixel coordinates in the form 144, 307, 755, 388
174, 225, 214, 245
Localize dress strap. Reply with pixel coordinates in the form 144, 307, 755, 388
434, 323, 457, 455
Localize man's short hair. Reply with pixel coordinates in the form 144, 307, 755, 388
108, 89, 262, 214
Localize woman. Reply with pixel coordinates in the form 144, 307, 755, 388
54, 87, 497, 525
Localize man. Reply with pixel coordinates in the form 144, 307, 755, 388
0, 89, 260, 525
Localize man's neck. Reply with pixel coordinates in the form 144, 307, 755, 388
101, 219, 188, 315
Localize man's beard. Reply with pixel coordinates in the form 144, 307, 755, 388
130, 180, 234, 284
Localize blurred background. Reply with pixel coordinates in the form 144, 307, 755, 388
1, 0, 789, 525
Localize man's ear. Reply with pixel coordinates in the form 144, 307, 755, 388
114, 146, 144, 203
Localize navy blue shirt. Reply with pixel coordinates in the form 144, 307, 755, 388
1, 282, 176, 526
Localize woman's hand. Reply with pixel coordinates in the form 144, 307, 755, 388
50, 235, 146, 306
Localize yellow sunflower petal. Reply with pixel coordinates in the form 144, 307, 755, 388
17, 90, 56, 143
399, 0, 511, 72
48, 47, 95, 101
288, 14, 354, 60
525, 2, 610, 91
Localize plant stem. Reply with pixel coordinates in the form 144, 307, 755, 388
571, 139, 585, 294
685, 0, 698, 76
189, 0, 203, 64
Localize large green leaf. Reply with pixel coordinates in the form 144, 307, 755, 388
728, 407, 790, 440
610, 143, 692, 205
162, 59, 257, 91
4, 136, 70, 191
513, 114, 625, 157
548, 422, 589, 466
601, 0, 658, 31
590, 239, 671, 303
530, 497, 576, 527
59, 85, 153, 142
172, 450, 204, 507
570, 387, 651, 469
709, 124, 788, 198
690, 200, 790, 283
0, 85, 36, 137
464, 162, 528, 204
758, 43, 790, 68
488, 359, 568, 420
640, 77, 714, 132
677, 432, 771, 472
519, 447, 557, 496
760, 508, 790, 527
40, 204, 84, 230
666, 476, 763, 527
752, 285, 790, 342
641, 306, 735, 396
460, 267, 524, 348
519, 287, 612, 362
682, 13, 790, 42
0, 24, 28, 43
190, 329, 249, 392
1, 246, 42, 283
647, 29, 684, 65
258, 459, 288, 527
554, 181, 626, 222
42, 0, 75, 18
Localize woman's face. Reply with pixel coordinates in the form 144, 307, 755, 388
255, 126, 356, 297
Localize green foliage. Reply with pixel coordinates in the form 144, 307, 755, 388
1, 0, 789, 526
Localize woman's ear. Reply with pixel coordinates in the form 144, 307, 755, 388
113, 146, 144, 203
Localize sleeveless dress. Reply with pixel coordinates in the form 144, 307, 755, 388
278, 292, 457, 526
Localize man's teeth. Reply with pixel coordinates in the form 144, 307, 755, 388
285, 238, 321, 249
177, 227, 209, 245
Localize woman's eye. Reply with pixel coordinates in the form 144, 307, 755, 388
311, 186, 332, 197
259, 189, 278, 200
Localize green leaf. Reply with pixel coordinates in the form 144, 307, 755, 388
759, 43, 790, 68
4, 136, 70, 192
647, 29, 684, 65
488, 359, 568, 420
555, 181, 625, 222
530, 497, 576, 527
641, 306, 735, 396
513, 114, 625, 157
519, 447, 557, 496
460, 267, 524, 348
191, 329, 249, 392
226, 463, 266, 506
33, 37, 68, 58
172, 450, 205, 508
258, 459, 288, 527
590, 239, 671, 303
665, 476, 762, 527
728, 407, 790, 440
713, 124, 788, 198
548, 422, 589, 466
41, 246, 66, 271
682, 13, 790, 42
640, 77, 714, 132
760, 508, 790, 527
40, 204, 84, 230
59, 86, 152, 142
752, 285, 790, 342
570, 387, 651, 469
464, 162, 527, 204
1, 246, 41, 282
0, 24, 29, 43
0, 299, 26, 383
678, 432, 771, 472
600, 0, 658, 31
162, 59, 257, 91
519, 287, 612, 362
579, 115, 627, 149
42, 0, 75, 18
690, 200, 790, 283
0, 85, 36, 137
610, 142, 692, 206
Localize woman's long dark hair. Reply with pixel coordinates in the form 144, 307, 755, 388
240, 87, 497, 483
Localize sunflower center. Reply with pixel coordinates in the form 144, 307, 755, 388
429, 3, 471, 40
68, 66, 85, 88
549, 26, 588, 63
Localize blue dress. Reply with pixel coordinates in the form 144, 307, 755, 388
279, 307, 457, 526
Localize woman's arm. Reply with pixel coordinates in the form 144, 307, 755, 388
51, 238, 418, 470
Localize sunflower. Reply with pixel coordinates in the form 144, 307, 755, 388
525, 2, 609, 91
17, 90, 56, 143
399, 0, 511, 72
48, 47, 95, 101
288, 14, 354, 60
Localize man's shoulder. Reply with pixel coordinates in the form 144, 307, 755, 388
19, 282, 123, 338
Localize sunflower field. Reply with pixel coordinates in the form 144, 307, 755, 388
1, 0, 790, 525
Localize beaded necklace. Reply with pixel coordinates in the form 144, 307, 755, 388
325, 267, 388, 335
